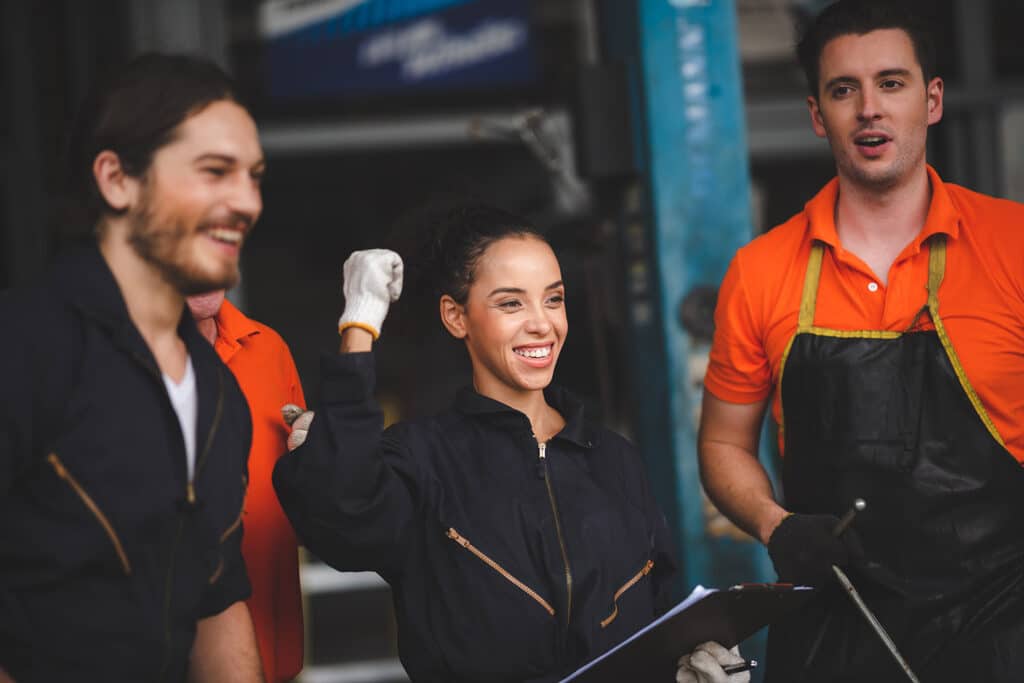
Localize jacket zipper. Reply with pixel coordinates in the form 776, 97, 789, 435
600, 559, 654, 628
188, 366, 225, 504
163, 365, 226, 679
47, 453, 132, 575
208, 492, 246, 584
446, 527, 556, 616
538, 441, 573, 628
158, 517, 184, 681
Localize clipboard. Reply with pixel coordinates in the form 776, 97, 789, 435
561, 583, 813, 682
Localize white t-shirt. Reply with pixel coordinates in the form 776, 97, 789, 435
162, 355, 198, 480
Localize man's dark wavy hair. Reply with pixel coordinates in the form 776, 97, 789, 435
59, 53, 242, 245
796, 0, 938, 98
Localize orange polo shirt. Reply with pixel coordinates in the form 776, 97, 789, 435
705, 166, 1024, 461
214, 301, 305, 682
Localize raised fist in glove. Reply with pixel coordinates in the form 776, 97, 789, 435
337, 249, 404, 339
677, 642, 750, 683
767, 513, 864, 587
282, 404, 315, 451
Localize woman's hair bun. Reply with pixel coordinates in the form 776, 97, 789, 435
389, 198, 541, 305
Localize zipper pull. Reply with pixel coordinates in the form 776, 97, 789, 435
538, 442, 547, 460
186, 481, 196, 505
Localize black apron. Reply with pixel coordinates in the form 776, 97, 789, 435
765, 236, 1024, 682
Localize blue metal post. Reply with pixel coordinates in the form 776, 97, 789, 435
630, 0, 770, 588
611, 1, 776, 673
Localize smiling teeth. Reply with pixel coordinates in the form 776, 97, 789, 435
209, 228, 242, 244
515, 346, 551, 359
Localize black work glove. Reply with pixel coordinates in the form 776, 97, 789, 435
767, 513, 864, 587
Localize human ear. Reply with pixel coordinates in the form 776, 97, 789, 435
93, 150, 139, 211
439, 295, 467, 339
807, 95, 827, 138
926, 76, 944, 126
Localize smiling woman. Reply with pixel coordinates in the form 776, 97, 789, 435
271, 204, 746, 682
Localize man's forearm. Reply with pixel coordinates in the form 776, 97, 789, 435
188, 601, 264, 683
697, 393, 787, 544
699, 439, 788, 544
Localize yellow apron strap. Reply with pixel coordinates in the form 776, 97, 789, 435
798, 242, 825, 330
927, 234, 946, 315
926, 234, 1006, 447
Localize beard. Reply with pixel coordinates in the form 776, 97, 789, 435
829, 124, 929, 193
835, 152, 910, 192
127, 192, 242, 296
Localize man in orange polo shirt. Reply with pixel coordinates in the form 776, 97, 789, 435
698, 1, 1024, 681
189, 291, 305, 683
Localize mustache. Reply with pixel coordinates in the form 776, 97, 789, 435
199, 211, 255, 233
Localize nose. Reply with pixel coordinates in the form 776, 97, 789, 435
228, 174, 262, 225
524, 304, 553, 335
857, 87, 883, 122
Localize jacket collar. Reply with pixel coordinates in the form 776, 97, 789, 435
50, 243, 217, 371
453, 385, 598, 449
49, 244, 227, 477
51, 244, 135, 335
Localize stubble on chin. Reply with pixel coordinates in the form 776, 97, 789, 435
830, 134, 927, 194
842, 162, 904, 192
127, 207, 238, 296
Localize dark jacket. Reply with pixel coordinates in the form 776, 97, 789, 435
0, 246, 252, 682
274, 352, 676, 682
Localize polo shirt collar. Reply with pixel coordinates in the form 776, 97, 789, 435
454, 385, 597, 449
804, 165, 962, 251
213, 299, 261, 364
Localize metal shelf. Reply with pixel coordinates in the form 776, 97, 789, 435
300, 563, 390, 594
259, 107, 570, 155
299, 658, 409, 683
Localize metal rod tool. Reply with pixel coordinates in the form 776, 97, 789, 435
832, 498, 866, 537
831, 499, 921, 683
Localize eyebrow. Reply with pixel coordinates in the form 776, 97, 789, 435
193, 153, 267, 169
823, 68, 914, 92
486, 281, 564, 297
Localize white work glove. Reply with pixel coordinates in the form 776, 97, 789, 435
676, 642, 750, 683
337, 249, 404, 339
282, 404, 315, 451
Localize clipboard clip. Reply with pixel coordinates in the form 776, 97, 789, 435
730, 582, 806, 591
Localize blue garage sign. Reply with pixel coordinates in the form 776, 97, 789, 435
260, 0, 537, 100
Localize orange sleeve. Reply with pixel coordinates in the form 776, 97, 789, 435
282, 341, 305, 411
272, 339, 305, 680
705, 251, 773, 404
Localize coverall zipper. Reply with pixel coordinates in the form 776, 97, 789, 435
600, 559, 654, 628
157, 517, 184, 682
47, 453, 132, 575
209, 487, 245, 584
446, 527, 556, 616
188, 366, 226, 503
152, 363, 225, 680
538, 441, 573, 628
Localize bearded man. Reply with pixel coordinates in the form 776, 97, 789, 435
0, 54, 265, 683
